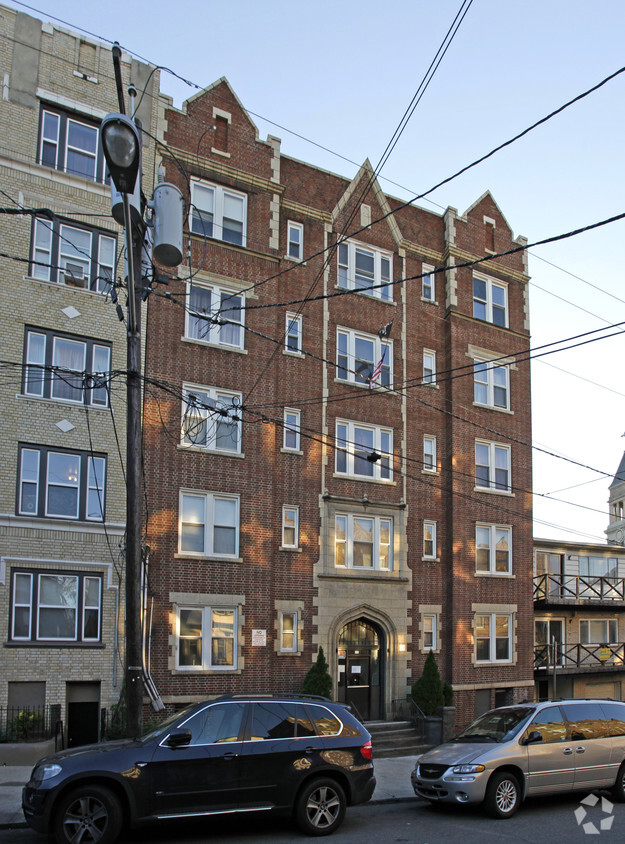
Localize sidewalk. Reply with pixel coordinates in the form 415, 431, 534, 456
0, 755, 419, 830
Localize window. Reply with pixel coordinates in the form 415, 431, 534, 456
474, 360, 509, 410
475, 441, 511, 492
337, 240, 392, 300
580, 619, 618, 645
335, 420, 392, 481
181, 385, 242, 453
38, 106, 105, 182
336, 328, 392, 387
476, 525, 511, 574
423, 521, 437, 559
285, 313, 302, 354
31, 217, 116, 293
423, 350, 436, 385
179, 492, 239, 557
423, 614, 437, 650
475, 613, 512, 663
186, 281, 244, 349
176, 606, 237, 670
18, 445, 105, 521
422, 264, 435, 302
282, 506, 299, 548
287, 221, 303, 260
280, 611, 298, 652
475, 525, 512, 574
335, 514, 393, 570
11, 570, 101, 642
190, 180, 247, 247
473, 274, 508, 327
579, 556, 618, 579
423, 436, 437, 472
283, 409, 301, 451
24, 328, 111, 407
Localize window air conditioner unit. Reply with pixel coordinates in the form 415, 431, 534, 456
61, 263, 87, 287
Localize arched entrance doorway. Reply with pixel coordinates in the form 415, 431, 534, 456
337, 618, 384, 721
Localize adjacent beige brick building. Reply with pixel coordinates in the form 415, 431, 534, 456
0, 5, 158, 746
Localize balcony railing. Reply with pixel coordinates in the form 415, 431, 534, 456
534, 574, 625, 603
534, 643, 625, 671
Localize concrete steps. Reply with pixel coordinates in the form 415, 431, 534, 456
367, 720, 432, 759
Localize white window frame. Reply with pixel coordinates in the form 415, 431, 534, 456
475, 524, 512, 574
185, 281, 245, 349
281, 506, 299, 549
337, 239, 392, 301
334, 513, 393, 571
24, 329, 111, 407
475, 612, 513, 663
287, 221, 304, 260
178, 491, 240, 558
18, 445, 106, 522
335, 419, 392, 481
423, 435, 437, 473
473, 360, 510, 410
176, 605, 238, 671
11, 571, 102, 643
283, 408, 301, 452
475, 440, 511, 492
39, 106, 105, 183
423, 350, 436, 385
423, 520, 437, 559
473, 273, 508, 327
580, 619, 618, 645
336, 327, 392, 387
285, 313, 303, 354
31, 217, 116, 293
181, 384, 242, 453
422, 264, 435, 302
279, 610, 298, 652
190, 179, 247, 247
423, 614, 437, 651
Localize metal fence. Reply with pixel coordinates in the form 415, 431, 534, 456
0, 705, 60, 743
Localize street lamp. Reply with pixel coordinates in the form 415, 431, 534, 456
102, 110, 145, 738
101, 113, 140, 194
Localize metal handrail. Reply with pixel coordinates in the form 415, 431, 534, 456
534, 573, 625, 602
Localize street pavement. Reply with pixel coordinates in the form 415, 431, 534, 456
0, 755, 420, 830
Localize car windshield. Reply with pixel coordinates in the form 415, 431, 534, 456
139, 704, 197, 743
453, 707, 534, 743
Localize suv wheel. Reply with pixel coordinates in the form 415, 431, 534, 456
53, 784, 123, 844
612, 761, 625, 803
484, 771, 520, 819
295, 777, 346, 836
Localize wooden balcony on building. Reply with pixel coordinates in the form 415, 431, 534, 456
533, 574, 625, 606
534, 643, 625, 675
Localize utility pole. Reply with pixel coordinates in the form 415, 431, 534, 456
125, 84, 145, 739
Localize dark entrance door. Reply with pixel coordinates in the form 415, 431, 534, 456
337, 619, 383, 721
66, 682, 100, 747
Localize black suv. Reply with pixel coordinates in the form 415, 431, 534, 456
23, 694, 375, 843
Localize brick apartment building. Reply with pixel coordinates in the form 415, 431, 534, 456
143, 77, 535, 727
0, 5, 159, 746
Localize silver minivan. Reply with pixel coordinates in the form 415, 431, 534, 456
411, 699, 625, 818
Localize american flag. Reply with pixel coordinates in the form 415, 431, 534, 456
369, 321, 393, 389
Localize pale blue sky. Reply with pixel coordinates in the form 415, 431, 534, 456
8, 0, 625, 542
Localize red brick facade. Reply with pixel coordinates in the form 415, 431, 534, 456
143, 78, 534, 727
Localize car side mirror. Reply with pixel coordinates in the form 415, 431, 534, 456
166, 730, 192, 748
522, 730, 543, 746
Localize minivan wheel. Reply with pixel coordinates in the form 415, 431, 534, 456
611, 761, 625, 803
295, 777, 346, 836
52, 784, 123, 844
484, 771, 520, 819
